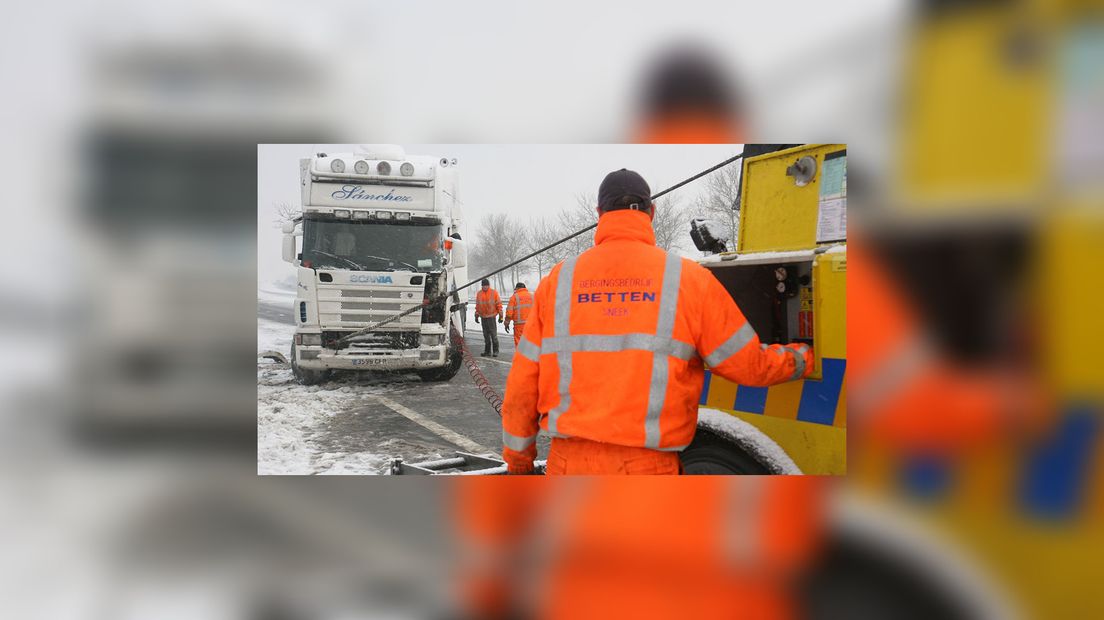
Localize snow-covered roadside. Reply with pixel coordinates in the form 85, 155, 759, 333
258, 318, 293, 356
257, 366, 393, 475
258, 286, 295, 307
257, 311, 393, 475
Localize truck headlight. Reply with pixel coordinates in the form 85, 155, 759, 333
301, 333, 322, 346
420, 334, 444, 347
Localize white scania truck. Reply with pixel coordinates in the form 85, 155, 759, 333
282, 146, 468, 384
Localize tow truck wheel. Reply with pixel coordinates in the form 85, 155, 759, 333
416, 346, 463, 382
290, 343, 328, 385
680, 427, 772, 474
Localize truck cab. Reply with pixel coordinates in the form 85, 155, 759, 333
283, 147, 468, 384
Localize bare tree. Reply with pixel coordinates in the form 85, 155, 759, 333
527, 216, 574, 283
472, 213, 532, 294
557, 193, 599, 258
651, 195, 688, 253
273, 200, 300, 228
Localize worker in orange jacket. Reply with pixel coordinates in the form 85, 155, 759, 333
501, 169, 815, 475
474, 278, 504, 357
503, 282, 533, 348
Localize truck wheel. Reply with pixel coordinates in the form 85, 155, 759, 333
416, 346, 463, 382
679, 427, 771, 474
291, 342, 328, 385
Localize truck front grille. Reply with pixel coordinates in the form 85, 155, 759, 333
323, 330, 419, 350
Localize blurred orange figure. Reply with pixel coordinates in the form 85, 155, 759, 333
848, 237, 1014, 452
454, 477, 824, 620
456, 48, 830, 620
631, 46, 745, 144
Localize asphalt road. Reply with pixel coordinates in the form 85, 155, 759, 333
259, 300, 550, 472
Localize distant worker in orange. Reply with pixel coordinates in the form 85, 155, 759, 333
503, 282, 533, 347
501, 169, 815, 475
474, 278, 504, 357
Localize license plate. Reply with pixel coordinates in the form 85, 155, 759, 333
352, 358, 389, 366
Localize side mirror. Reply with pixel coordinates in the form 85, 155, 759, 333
282, 234, 297, 263
448, 238, 467, 268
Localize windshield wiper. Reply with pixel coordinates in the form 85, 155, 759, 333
311, 250, 366, 271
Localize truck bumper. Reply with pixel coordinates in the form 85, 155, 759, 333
295, 345, 448, 371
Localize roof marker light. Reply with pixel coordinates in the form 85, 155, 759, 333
354, 160, 369, 174
330, 158, 345, 173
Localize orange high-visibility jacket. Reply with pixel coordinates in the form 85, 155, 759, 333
475, 288, 503, 319
505, 288, 534, 325
502, 210, 815, 471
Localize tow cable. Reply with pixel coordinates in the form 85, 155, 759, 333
450, 324, 503, 416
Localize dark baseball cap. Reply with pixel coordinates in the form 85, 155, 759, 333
481, 278, 490, 286
598, 169, 652, 212
515, 282, 526, 290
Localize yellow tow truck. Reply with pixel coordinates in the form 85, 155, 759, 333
681, 144, 848, 475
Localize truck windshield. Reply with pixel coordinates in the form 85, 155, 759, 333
302, 216, 445, 272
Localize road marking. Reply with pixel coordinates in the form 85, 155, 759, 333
373, 395, 491, 453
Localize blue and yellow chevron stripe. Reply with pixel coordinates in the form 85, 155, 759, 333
698, 358, 847, 474
700, 358, 847, 427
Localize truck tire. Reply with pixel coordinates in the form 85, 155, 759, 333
800, 529, 984, 620
290, 342, 328, 385
416, 345, 463, 382
679, 427, 772, 474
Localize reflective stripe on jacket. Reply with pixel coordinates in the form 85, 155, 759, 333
476, 288, 503, 318
501, 210, 815, 471
506, 288, 534, 325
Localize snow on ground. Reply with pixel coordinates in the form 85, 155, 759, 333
257, 365, 393, 475
257, 281, 395, 475
258, 318, 293, 356
258, 279, 297, 306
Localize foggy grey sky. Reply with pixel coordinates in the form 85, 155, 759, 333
258, 144, 743, 287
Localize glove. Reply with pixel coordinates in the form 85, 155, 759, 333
792, 343, 815, 378
498, 316, 504, 323
474, 315, 480, 324
504, 322, 511, 333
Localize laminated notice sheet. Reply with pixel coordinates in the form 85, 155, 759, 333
816, 152, 847, 242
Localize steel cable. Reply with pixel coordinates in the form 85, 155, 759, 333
336, 151, 744, 344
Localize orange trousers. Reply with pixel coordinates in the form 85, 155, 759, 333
545, 436, 681, 475
511, 323, 525, 348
